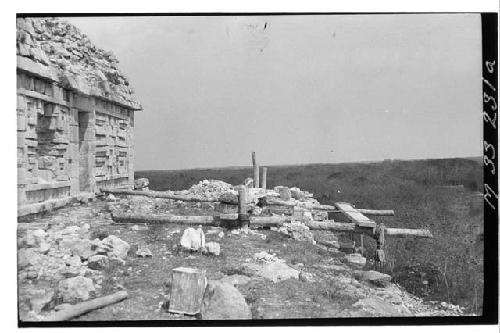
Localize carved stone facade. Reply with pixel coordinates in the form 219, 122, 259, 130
17, 17, 142, 214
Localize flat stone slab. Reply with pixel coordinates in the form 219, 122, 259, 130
354, 270, 392, 287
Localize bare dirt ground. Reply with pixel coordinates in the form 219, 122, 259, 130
17, 192, 470, 322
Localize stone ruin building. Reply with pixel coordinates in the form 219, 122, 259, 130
16, 17, 142, 216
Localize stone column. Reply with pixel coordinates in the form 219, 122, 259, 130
87, 100, 96, 193
68, 90, 80, 196
128, 110, 134, 189
17, 94, 28, 205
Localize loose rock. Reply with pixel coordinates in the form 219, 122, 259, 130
180, 227, 205, 251
243, 261, 299, 283
58, 276, 95, 303
29, 289, 55, 314
299, 271, 316, 282
136, 248, 153, 257
354, 270, 392, 288
87, 255, 109, 270
205, 242, 221, 256
101, 235, 130, 260
201, 282, 252, 320
343, 253, 367, 269
134, 178, 150, 190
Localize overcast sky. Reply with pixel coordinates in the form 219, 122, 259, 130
66, 14, 482, 170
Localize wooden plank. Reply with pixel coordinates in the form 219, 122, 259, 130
102, 188, 219, 202
334, 202, 376, 227
385, 228, 433, 238
357, 209, 394, 216
111, 212, 215, 225
262, 197, 394, 216
42, 291, 128, 321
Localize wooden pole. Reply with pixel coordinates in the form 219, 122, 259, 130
261, 197, 394, 215
305, 221, 356, 231
110, 212, 432, 238
252, 152, 259, 188
385, 228, 433, 238
43, 291, 128, 321
111, 212, 215, 225
360, 234, 364, 256
238, 187, 249, 227
261, 167, 267, 189
375, 223, 386, 272
102, 189, 219, 203
356, 209, 395, 216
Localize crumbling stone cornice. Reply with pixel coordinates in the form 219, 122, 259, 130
16, 17, 142, 111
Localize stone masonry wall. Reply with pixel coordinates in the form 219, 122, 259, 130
17, 17, 142, 209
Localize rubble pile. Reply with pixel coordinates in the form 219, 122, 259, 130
134, 178, 150, 191
275, 221, 315, 243
185, 180, 236, 200
18, 223, 130, 319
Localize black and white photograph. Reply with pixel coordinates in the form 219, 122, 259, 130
11, 2, 498, 328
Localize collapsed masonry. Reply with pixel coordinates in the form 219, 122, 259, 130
16, 17, 142, 216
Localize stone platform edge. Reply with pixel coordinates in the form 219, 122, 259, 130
18, 192, 96, 217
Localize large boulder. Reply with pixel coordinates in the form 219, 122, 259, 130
101, 235, 130, 260
201, 282, 252, 320
58, 276, 95, 303
180, 227, 205, 251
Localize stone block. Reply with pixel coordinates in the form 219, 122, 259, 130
27, 112, 37, 126
169, 267, 207, 315
53, 131, 69, 144
25, 129, 37, 139
17, 112, 26, 131
18, 168, 27, 185
38, 170, 53, 182
17, 95, 26, 110
56, 116, 66, 131
17, 132, 25, 148
18, 186, 27, 205
26, 139, 37, 148
69, 125, 79, 142
69, 109, 78, 125
52, 84, 63, 101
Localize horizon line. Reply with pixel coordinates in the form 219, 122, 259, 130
136, 155, 482, 173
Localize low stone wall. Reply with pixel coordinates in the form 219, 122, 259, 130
18, 192, 95, 217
